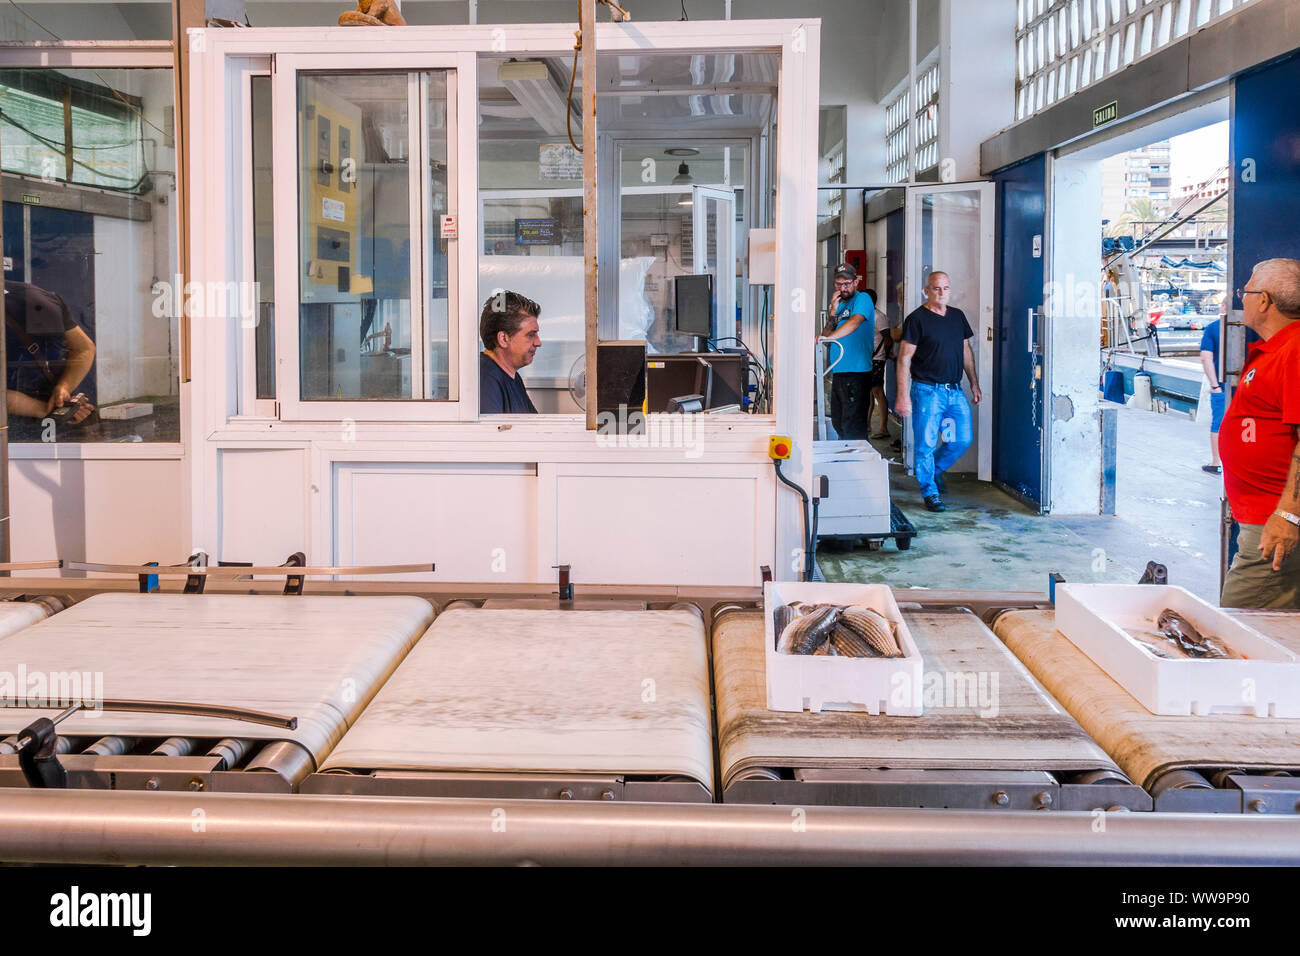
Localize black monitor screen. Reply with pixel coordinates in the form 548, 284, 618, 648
674, 274, 713, 337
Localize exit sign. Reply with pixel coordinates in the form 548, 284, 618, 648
1093, 101, 1118, 127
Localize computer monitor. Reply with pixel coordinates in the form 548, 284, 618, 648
674, 274, 713, 348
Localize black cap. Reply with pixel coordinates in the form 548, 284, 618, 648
833, 263, 857, 280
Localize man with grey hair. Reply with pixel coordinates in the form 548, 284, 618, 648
895, 271, 981, 512
1220, 258, 1300, 608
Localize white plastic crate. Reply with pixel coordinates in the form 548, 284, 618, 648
1055, 583, 1300, 718
764, 581, 922, 715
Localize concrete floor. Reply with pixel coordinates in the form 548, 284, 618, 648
817, 405, 1224, 602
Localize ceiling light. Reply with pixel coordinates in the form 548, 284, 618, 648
497, 59, 576, 137
671, 162, 694, 185
678, 196, 693, 207
665, 147, 700, 157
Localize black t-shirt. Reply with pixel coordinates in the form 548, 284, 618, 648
479, 351, 538, 414
4, 281, 78, 399
901, 305, 974, 385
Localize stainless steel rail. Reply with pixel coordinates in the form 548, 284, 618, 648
1, 790, 1297, 866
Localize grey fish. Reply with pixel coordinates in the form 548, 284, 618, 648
1154, 608, 1240, 660
812, 639, 837, 656
1130, 629, 1186, 659
773, 603, 800, 642
840, 607, 904, 658
777, 605, 841, 655
829, 623, 880, 658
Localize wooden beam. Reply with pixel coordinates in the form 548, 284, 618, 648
581, 0, 597, 429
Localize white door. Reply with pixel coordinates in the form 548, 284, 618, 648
902, 182, 996, 481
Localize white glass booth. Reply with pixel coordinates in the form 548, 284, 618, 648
188, 20, 819, 586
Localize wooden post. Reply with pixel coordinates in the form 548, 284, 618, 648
580, 0, 598, 429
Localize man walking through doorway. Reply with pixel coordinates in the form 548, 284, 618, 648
895, 271, 982, 512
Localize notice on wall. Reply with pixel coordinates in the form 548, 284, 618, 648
539, 143, 582, 181
322, 197, 345, 222
515, 218, 561, 245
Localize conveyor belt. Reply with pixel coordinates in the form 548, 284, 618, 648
994, 609, 1300, 791
0, 594, 434, 763
318, 607, 714, 792
0, 600, 49, 639
715, 608, 1122, 790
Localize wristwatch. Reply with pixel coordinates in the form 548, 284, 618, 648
1274, 509, 1300, 527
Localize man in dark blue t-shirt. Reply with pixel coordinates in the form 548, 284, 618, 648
479, 290, 541, 414
895, 271, 981, 512
1198, 301, 1261, 475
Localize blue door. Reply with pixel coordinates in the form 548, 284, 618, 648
992, 155, 1047, 508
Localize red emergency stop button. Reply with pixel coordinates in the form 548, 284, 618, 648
768, 436, 792, 460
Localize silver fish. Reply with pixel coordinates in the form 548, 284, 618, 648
840, 607, 903, 658
777, 605, 841, 655
829, 623, 879, 658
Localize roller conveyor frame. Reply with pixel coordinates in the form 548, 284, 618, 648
990, 606, 1300, 816
712, 606, 1152, 812
0, 576, 1298, 865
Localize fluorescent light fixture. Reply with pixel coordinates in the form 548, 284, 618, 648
497, 59, 576, 137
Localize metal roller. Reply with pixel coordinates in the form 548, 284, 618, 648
733, 767, 782, 782
245, 740, 315, 788
1210, 768, 1247, 789
5, 789, 1300, 866
207, 738, 252, 771
1148, 769, 1213, 798
151, 737, 196, 758
53, 736, 85, 756
82, 736, 137, 757
0, 735, 17, 755
1067, 768, 1131, 786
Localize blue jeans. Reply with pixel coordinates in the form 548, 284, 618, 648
910, 381, 973, 498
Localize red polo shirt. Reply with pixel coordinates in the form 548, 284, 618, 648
1220, 320, 1300, 525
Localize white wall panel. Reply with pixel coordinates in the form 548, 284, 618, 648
551, 469, 766, 587
9, 459, 185, 565
334, 463, 536, 582
218, 448, 308, 563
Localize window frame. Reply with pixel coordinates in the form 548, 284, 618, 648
270, 52, 477, 423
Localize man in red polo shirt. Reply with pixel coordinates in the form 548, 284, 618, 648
1220, 258, 1300, 608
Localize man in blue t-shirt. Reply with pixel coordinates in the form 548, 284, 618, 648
479, 290, 541, 414
817, 263, 876, 440
1198, 299, 1261, 475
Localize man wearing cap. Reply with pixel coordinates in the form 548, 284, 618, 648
817, 263, 876, 441
895, 271, 981, 512
1219, 258, 1300, 608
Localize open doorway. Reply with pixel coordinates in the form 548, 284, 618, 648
1048, 104, 1230, 602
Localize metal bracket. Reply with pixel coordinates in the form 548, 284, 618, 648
15, 717, 66, 788
553, 564, 573, 602
726, 768, 1066, 811
1226, 773, 1300, 815
182, 551, 207, 594
281, 552, 306, 595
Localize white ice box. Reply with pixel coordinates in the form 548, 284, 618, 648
1055, 583, 1300, 718
764, 581, 922, 715
813, 441, 890, 536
